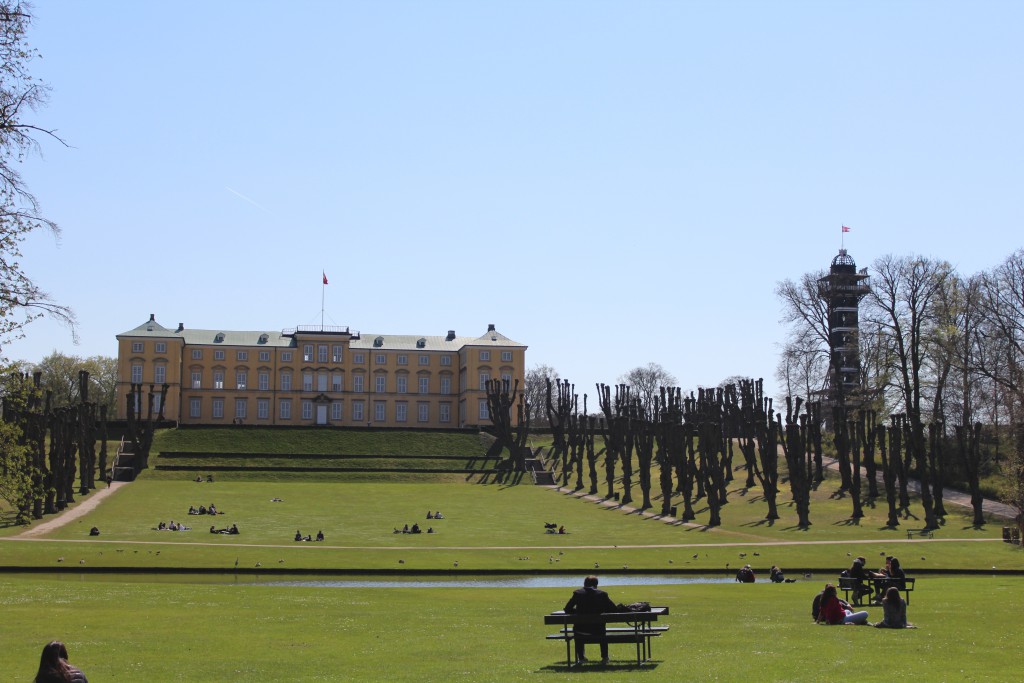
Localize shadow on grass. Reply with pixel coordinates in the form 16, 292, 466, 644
740, 519, 775, 528
832, 518, 862, 527
536, 661, 661, 674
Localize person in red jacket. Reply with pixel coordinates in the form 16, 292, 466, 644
816, 583, 870, 625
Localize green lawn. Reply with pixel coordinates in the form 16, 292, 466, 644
0, 575, 1018, 681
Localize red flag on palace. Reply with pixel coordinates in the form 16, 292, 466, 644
323, 272, 329, 285
842, 225, 850, 233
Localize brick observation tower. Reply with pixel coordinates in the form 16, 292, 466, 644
817, 248, 871, 409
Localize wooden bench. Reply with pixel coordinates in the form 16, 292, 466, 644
544, 608, 668, 667
839, 577, 916, 606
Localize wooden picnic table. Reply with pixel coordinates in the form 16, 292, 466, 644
544, 607, 669, 667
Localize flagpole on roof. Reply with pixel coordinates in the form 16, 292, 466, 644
321, 270, 326, 330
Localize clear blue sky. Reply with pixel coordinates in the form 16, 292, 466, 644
7, 0, 1023, 401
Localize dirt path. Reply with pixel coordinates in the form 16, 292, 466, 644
15, 482, 128, 538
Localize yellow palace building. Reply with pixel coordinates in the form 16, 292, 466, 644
115, 315, 527, 429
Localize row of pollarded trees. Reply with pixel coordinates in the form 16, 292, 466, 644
778, 249, 1024, 531
489, 373, 954, 529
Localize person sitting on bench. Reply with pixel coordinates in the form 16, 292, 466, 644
563, 575, 618, 665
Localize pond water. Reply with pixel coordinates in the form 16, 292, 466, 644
6, 573, 738, 589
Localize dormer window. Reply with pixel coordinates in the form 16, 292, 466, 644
374, 336, 384, 348
215, 333, 225, 343
416, 338, 426, 349
259, 333, 269, 344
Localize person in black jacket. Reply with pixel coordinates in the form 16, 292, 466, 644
563, 575, 617, 665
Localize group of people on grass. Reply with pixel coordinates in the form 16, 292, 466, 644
814, 554, 914, 628
294, 530, 325, 542
188, 504, 220, 515
426, 511, 444, 519
193, 474, 214, 483
155, 521, 192, 531
395, 523, 434, 534
543, 522, 567, 534
209, 524, 239, 535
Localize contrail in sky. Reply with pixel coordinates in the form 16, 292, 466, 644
225, 186, 269, 212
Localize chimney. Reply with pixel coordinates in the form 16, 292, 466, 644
177, 323, 184, 332
487, 323, 495, 332
446, 330, 455, 341
149, 313, 155, 321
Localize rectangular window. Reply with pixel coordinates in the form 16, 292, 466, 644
396, 402, 407, 422
396, 376, 407, 394
375, 375, 386, 393
318, 345, 328, 363
235, 399, 247, 419
352, 400, 364, 422
419, 377, 429, 394
191, 371, 202, 389
302, 401, 313, 420
332, 345, 343, 363
212, 398, 224, 419
318, 372, 328, 392
375, 353, 386, 365
280, 399, 292, 420
502, 373, 512, 390
281, 351, 293, 362
257, 398, 269, 419
332, 374, 343, 392
479, 400, 489, 420
440, 403, 451, 423
258, 372, 269, 391
189, 398, 201, 419
419, 354, 429, 366
441, 377, 451, 395
259, 351, 270, 362
131, 364, 143, 383
214, 370, 224, 390
332, 402, 342, 420
440, 355, 452, 366
152, 394, 162, 415
397, 354, 408, 366
374, 401, 386, 421
192, 349, 203, 360
237, 351, 248, 361
303, 372, 313, 392
480, 350, 490, 361
132, 341, 144, 353
214, 350, 225, 361
281, 372, 292, 391
353, 375, 364, 393
418, 402, 429, 422
354, 353, 365, 364
154, 365, 166, 384
479, 373, 490, 391
155, 342, 167, 354
304, 345, 313, 362
236, 371, 247, 390
501, 351, 513, 362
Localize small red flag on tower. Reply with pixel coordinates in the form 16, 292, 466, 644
842, 225, 850, 233
323, 272, 329, 285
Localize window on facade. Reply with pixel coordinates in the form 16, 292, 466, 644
376, 353, 386, 365
352, 400, 364, 421
257, 399, 269, 419
480, 350, 490, 361
132, 342, 144, 353
280, 400, 291, 419
353, 374, 364, 392
192, 349, 203, 360
318, 372, 328, 392
154, 365, 166, 384
374, 401, 386, 421
258, 372, 269, 391
418, 402, 429, 422
396, 376, 407, 394
502, 373, 512, 390
191, 371, 202, 389
281, 372, 292, 391
419, 355, 429, 366
282, 351, 293, 362
214, 350, 225, 361
396, 402, 407, 422
332, 374, 343, 392
318, 345, 328, 363
235, 399, 247, 419
397, 354, 408, 366
131, 364, 143, 384
354, 353, 365, 364
155, 342, 166, 354
236, 371, 247, 390
214, 370, 224, 390
332, 345, 343, 363
332, 402, 342, 420
440, 355, 452, 366
479, 373, 490, 391
376, 375, 386, 393
302, 401, 313, 420
303, 372, 313, 392
303, 345, 313, 362
153, 394, 162, 415
259, 351, 270, 362
440, 403, 451, 423
212, 398, 224, 419
190, 398, 201, 419
441, 376, 451, 395
501, 351, 512, 362
479, 400, 489, 420
237, 351, 248, 361
419, 377, 429, 394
